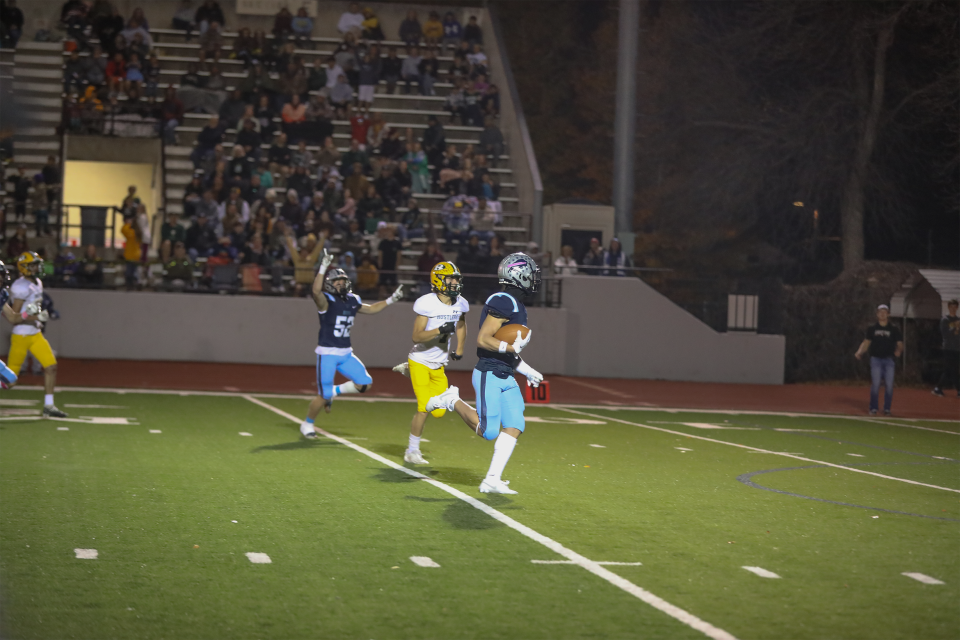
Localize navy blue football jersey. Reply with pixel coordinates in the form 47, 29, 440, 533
318, 292, 363, 350
0, 288, 8, 309
476, 291, 528, 376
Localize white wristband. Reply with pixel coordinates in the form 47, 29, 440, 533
385, 297, 395, 305
498, 341, 507, 353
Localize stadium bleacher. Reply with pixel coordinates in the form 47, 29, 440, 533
2, 2, 538, 296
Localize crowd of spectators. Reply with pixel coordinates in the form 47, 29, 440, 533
11, 2, 540, 295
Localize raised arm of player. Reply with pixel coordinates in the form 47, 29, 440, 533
358, 285, 403, 315
311, 250, 336, 313
476, 313, 530, 354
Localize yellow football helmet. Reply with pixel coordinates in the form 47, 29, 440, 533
17, 251, 43, 278
430, 261, 462, 299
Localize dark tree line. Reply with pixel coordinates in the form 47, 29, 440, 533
501, 1, 959, 276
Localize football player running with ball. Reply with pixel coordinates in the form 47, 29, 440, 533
426, 253, 543, 494
300, 252, 403, 439
4, 252, 67, 416
0, 261, 20, 388
397, 261, 469, 465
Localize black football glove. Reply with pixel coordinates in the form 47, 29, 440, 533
437, 322, 456, 336
451, 353, 462, 361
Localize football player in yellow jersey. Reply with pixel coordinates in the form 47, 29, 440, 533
393, 262, 468, 464
5, 252, 68, 417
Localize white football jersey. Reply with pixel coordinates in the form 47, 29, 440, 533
9, 276, 43, 336
408, 293, 469, 368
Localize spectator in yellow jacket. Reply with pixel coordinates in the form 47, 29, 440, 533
121, 213, 142, 289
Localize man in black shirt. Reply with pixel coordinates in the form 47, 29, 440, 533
933, 299, 960, 397
377, 224, 403, 296
855, 304, 903, 415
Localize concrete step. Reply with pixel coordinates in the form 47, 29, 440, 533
18, 127, 57, 137
13, 67, 60, 79
176, 127, 485, 148
13, 54, 62, 66
13, 81, 62, 94
164, 159, 194, 171
181, 112, 481, 133
23, 111, 60, 123
16, 42, 62, 52
13, 154, 48, 165
20, 96, 62, 108
15, 140, 59, 151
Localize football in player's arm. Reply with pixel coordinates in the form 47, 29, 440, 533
3, 253, 67, 415
425, 253, 543, 494
399, 262, 469, 465
299, 251, 404, 439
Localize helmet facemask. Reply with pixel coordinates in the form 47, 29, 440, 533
323, 268, 353, 300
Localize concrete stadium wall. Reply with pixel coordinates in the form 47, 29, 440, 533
1, 277, 783, 384
561, 277, 785, 384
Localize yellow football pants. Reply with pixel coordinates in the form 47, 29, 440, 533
7, 333, 57, 375
409, 358, 449, 417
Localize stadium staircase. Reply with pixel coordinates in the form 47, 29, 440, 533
2, 41, 63, 243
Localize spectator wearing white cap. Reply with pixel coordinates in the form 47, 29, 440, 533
602, 237, 631, 276
854, 304, 903, 415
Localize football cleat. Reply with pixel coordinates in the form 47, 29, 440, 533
392, 362, 410, 378
300, 422, 318, 439
42, 405, 68, 418
425, 386, 459, 413
479, 478, 517, 495
404, 449, 429, 465
932, 387, 945, 397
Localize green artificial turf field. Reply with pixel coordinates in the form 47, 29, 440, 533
0, 388, 957, 640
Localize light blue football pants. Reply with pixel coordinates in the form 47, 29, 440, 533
472, 368, 526, 441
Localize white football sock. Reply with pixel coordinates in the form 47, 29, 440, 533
485, 432, 517, 482
334, 381, 360, 396
44, 394, 54, 407
408, 434, 421, 452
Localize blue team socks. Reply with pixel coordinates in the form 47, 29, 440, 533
304, 417, 314, 424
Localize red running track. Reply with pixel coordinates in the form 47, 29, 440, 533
12, 358, 958, 421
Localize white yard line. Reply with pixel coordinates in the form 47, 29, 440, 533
555, 407, 960, 494
901, 572, 944, 585
410, 556, 441, 568
74, 548, 97, 559
742, 566, 780, 579
532, 560, 643, 566
242, 394, 738, 640
845, 416, 959, 436
12, 385, 960, 424
245, 552, 272, 564
558, 378, 636, 399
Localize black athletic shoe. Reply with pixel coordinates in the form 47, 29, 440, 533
42, 405, 68, 418
869, 409, 878, 415
883, 410, 891, 416
932, 387, 945, 397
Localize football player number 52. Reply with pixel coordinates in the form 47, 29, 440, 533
334, 316, 355, 337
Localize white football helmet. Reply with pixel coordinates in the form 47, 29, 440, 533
497, 253, 541, 294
